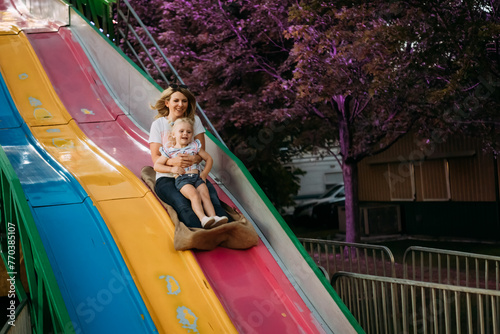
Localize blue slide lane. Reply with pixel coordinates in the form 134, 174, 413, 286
0, 74, 156, 333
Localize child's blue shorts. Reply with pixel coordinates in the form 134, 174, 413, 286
175, 172, 205, 191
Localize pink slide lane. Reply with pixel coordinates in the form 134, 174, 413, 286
28, 28, 326, 333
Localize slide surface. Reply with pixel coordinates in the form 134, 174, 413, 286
0, 67, 156, 333
0, 0, 360, 333
0, 2, 237, 333
29, 25, 325, 334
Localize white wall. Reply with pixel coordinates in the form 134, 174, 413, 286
287, 153, 343, 198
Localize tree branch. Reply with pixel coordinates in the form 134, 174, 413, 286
353, 116, 417, 162
216, 0, 284, 81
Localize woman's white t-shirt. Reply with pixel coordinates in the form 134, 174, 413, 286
149, 115, 205, 179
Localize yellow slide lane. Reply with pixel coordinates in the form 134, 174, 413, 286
0, 31, 237, 333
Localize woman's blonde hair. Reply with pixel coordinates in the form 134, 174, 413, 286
151, 86, 197, 120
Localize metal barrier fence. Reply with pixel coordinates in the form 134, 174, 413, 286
299, 238, 396, 279
332, 272, 500, 334
403, 246, 500, 290
0, 147, 74, 333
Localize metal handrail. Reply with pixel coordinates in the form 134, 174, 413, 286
332, 271, 500, 334
298, 238, 396, 279
114, 4, 170, 84
403, 246, 500, 290
0, 147, 74, 333
113, 0, 227, 147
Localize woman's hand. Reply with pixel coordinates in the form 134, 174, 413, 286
168, 153, 201, 168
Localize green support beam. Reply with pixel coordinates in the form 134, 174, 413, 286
0, 146, 74, 333
65, 0, 116, 39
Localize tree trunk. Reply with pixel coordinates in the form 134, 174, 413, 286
337, 96, 360, 243
343, 161, 360, 243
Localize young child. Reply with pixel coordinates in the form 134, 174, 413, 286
154, 118, 228, 229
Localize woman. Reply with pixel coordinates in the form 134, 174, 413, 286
149, 84, 230, 228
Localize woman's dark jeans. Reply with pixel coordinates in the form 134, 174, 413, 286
155, 176, 232, 228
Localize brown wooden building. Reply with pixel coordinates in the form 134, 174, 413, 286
357, 133, 500, 240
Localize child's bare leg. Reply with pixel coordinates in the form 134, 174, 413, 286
180, 184, 206, 220
197, 183, 228, 227
197, 183, 216, 217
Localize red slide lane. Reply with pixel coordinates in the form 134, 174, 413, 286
28, 28, 326, 333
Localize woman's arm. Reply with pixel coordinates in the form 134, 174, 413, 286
150, 142, 196, 168
153, 154, 170, 173
150, 142, 163, 164
153, 154, 184, 174
169, 133, 204, 167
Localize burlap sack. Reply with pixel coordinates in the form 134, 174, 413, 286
141, 166, 259, 251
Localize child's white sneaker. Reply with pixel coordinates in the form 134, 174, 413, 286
212, 216, 228, 228
201, 216, 216, 229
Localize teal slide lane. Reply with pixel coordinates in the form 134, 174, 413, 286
0, 73, 156, 333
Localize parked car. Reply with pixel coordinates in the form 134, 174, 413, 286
293, 184, 345, 226
312, 186, 345, 227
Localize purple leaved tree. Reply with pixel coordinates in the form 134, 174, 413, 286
286, 0, 500, 242
123, 0, 304, 210
121, 0, 499, 240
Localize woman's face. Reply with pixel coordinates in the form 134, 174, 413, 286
166, 91, 188, 119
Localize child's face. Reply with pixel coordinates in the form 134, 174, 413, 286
173, 122, 193, 146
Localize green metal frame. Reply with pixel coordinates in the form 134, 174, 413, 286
65, 0, 115, 39
0, 146, 74, 333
